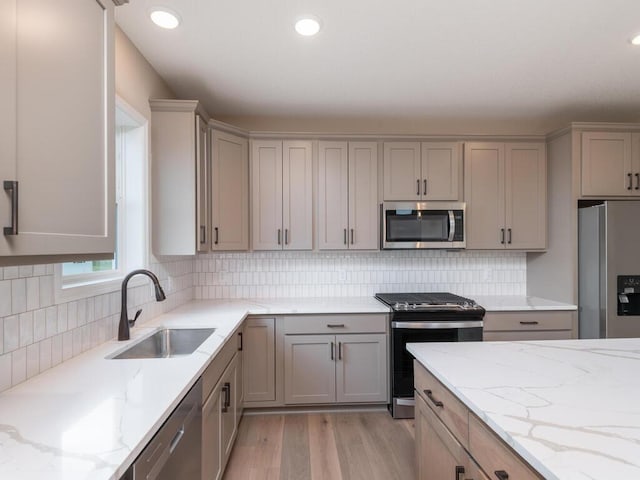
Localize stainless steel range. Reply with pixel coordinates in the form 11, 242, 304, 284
375, 292, 485, 419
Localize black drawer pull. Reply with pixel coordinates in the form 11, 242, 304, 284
424, 389, 444, 408
455, 465, 465, 480
519, 321, 539, 325
495, 470, 509, 480
327, 324, 345, 328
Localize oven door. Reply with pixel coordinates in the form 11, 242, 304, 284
390, 321, 482, 418
382, 201, 465, 249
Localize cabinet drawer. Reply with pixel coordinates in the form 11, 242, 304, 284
469, 414, 542, 480
483, 311, 573, 332
283, 314, 387, 334
414, 361, 469, 448
484, 330, 573, 342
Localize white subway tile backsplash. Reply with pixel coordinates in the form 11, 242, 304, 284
19, 312, 33, 347
12, 347, 26, 385
0, 281, 11, 317
0, 354, 11, 391
39, 338, 52, 371
4, 315, 19, 353
195, 250, 526, 299
26, 343, 39, 379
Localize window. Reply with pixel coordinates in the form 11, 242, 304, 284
55, 97, 148, 302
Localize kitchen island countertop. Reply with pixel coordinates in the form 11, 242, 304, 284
407, 338, 640, 479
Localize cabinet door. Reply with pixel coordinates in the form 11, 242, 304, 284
416, 394, 471, 480
243, 317, 276, 403
335, 334, 387, 403
383, 142, 421, 201
421, 142, 461, 200
196, 116, 210, 252
348, 142, 379, 250
505, 143, 546, 249
221, 354, 239, 466
464, 143, 506, 249
202, 382, 222, 480
251, 140, 283, 250
581, 132, 633, 196
318, 141, 349, 249
282, 140, 313, 250
1, 0, 114, 257
284, 335, 335, 404
0, 1, 16, 239
211, 131, 249, 251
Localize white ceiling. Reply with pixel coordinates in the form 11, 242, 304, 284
115, 0, 640, 133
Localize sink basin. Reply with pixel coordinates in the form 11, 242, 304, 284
110, 328, 216, 359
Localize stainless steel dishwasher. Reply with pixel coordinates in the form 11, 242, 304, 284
120, 380, 202, 480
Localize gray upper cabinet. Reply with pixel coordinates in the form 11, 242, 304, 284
150, 100, 210, 256
383, 142, 461, 201
211, 130, 249, 251
251, 140, 312, 251
318, 141, 378, 250
581, 131, 640, 197
465, 142, 546, 250
0, 0, 115, 261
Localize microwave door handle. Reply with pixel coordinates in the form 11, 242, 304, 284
448, 210, 455, 242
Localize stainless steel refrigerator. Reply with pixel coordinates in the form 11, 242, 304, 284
579, 201, 640, 338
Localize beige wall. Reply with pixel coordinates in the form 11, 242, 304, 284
115, 26, 175, 117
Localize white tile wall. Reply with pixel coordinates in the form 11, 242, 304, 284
0, 257, 194, 394
194, 250, 527, 299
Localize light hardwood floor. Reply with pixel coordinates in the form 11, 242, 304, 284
223, 411, 416, 480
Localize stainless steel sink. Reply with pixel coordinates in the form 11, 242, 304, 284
110, 328, 216, 359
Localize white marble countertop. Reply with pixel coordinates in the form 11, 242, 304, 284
473, 295, 577, 311
407, 339, 640, 480
0, 297, 388, 480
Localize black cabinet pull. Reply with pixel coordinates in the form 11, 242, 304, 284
455, 465, 465, 480
277, 229, 281, 245
200, 225, 206, 244
424, 389, 444, 408
214, 227, 219, 245
423, 179, 427, 196
500, 228, 505, 244
507, 228, 512, 244
519, 321, 539, 325
3, 181, 18, 236
222, 383, 231, 412
327, 324, 345, 328
628, 173, 633, 190
330, 341, 335, 360
416, 179, 420, 196
495, 470, 509, 480
636, 173, 639, 190
343, 228, 347, 245
238, 332, 243, 351
350, 228, 354, 245
338, 342, 342, 360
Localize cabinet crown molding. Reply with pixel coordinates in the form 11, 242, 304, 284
149, 99, 210, 121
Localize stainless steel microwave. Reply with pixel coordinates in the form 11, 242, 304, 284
381, 202, 466, 249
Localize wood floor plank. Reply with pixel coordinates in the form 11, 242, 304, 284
308, 413, 343, 480
279, 414, 311, 480
223, 411, 415, 480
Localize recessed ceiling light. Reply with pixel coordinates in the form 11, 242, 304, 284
295, 16, 321, 36
632, 34, 640, 45
150, 8, 181, 29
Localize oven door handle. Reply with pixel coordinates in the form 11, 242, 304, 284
392, 321, 483, 329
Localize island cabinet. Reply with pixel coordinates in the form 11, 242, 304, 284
482, 311, 575, 341
282, 315, 388, 405
383, 142, 462, 201
202, 327, 243, 480
415, 361, 543, 480
211, 130, 249, 251
581, 131, 640, 197
251, 140, 312, 250
318, 141, 378, 250
0, 0, 115, 261
464, 142, 546, 250
150, 100, 210, 255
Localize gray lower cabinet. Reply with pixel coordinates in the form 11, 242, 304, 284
202, 327, 243, 480
284, 333, 387, 405
243, 317, 277, 403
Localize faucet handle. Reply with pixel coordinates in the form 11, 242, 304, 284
129, 308, 142, 327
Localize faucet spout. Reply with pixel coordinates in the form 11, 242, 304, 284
118, 269, 166, 341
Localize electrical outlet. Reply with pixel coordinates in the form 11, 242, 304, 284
338, 269, 347, 282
